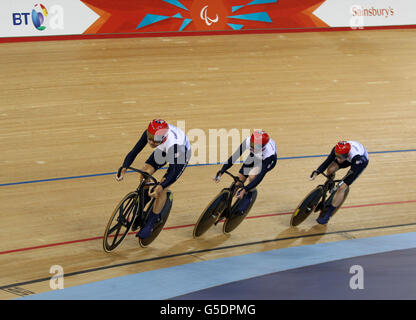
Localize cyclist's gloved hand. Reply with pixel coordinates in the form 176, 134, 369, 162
116, 167, 127, 181
310, 170, 320, 181
236, 188, 247, 199
214, 170, 223, 183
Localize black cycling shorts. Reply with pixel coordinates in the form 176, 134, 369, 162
337, 157, 369, 186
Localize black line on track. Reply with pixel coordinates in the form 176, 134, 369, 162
1, 221, 416, 290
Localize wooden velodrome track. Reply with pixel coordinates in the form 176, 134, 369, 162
0, 29, 415, 299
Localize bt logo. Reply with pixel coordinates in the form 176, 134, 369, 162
12, 3, 64, 31
32, 3, 48, 30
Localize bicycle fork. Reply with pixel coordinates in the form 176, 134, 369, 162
213, 201, 229, 226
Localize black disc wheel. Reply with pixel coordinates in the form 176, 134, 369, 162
320, 187, 350, 219
223, 190, 258, 234
290, 187, 323, 227
193, 190, 230, 238
139, 191, 173, 248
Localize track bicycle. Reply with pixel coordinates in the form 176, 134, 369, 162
193, 170, 257, 237
103, 167, 173, 252
290, 172, 349, 227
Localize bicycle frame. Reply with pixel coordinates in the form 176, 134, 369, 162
214, 170, 244, 223
125, 167, 158, 225
318, 172, 345, 210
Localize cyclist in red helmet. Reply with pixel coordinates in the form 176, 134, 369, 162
215, 130, 277, 215
116, 119, 191, 239
310, 140, 369, 224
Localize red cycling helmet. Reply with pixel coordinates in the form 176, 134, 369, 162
147, 119, 169, 143
335, 141, 351, 157
250, 130, 270, 151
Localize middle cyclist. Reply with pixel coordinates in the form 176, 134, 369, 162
214, 130, 277, 215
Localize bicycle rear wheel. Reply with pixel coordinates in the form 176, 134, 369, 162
193, 190, 230, 238
290, 187, 323, 227
139, 191, 173, 248
320, 187, 350, 218
103, 191, 138, 252
223, 190, 258, 234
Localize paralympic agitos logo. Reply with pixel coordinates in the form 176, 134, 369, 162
200, 5, 219, 26
12, 3, 64, 31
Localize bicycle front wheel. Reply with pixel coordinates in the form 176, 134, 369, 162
193, 190, 230, 238
290, 187, 323, 227
103, 191, 138, 252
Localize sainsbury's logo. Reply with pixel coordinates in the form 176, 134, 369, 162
351, 5, 395, 19
349, 5, 395, 30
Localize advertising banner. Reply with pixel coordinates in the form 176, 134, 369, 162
1, 0, 415, 39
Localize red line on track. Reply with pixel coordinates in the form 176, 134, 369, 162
1, 199, 415, 256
